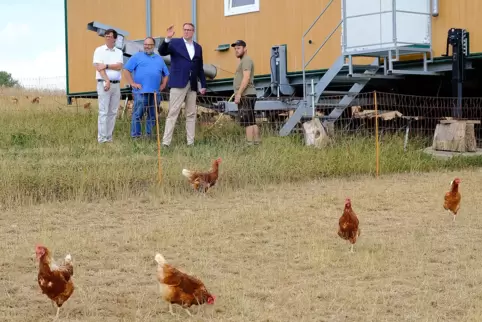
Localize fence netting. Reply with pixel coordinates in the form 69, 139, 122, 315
2, 88, 482, 147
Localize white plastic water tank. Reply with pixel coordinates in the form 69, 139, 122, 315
341, 0, 431, 55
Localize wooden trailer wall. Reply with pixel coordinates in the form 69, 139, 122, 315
65, 0, 482, 95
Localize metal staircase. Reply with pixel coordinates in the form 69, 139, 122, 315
318, 57, 380, 123
279, 56, 381, 135
279, 0, 435, 136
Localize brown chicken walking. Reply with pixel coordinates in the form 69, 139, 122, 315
444, 177, 461, 222
182, 157, 222, 193
337, 198, 361, 253
35, 244, 74, 320
154, 253, 215, 316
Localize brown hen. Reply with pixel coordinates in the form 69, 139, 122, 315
182, 157, 222, 193
444, 177, 461, 222
337, 198, 361, 253
154, 253, 215, 316
35, 244, 74, 320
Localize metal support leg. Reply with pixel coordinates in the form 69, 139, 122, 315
388, 50, 393, 73
445, 28, 469, 118
348, 55, 353, 76
279, 102, 308, 136
310, 78, 315, 118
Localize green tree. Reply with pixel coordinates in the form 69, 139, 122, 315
0, 71, 20, 87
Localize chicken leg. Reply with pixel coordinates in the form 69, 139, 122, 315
168, 303, 193, 317
54, 306, 60, 320
350, 244, 354, 253
169, 303, 175, 316
448, 209, 455, 222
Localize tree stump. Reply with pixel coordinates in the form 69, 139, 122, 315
302, 118, 331, 148
432, 120, 480, 152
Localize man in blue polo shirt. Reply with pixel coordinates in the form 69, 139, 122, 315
124, 37, 170, 138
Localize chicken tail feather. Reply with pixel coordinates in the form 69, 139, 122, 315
182, 169, 193, 179
154, 253, 166, 265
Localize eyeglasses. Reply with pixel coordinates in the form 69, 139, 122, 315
144, 43, 155, 46
183, 29, 193, 32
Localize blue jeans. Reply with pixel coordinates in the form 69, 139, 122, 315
131, 92, 161, 137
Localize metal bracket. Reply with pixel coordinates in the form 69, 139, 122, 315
443, 28, 470, 118
87, 21, 129, 50
270, 45, 295, 96
209, 99, 301, 116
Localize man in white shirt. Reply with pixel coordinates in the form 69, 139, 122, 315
92, 29, 124, 143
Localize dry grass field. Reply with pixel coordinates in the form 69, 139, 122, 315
1, 91, 482, 321
1, 169, 481, 322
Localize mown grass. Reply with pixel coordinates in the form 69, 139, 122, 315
3, 170, 482, 321
1, 99, 482, 208
2, 96, 482, 321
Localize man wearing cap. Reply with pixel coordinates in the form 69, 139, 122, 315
231, 40, 260, 145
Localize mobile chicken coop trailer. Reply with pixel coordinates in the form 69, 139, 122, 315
64, 0, 482, 135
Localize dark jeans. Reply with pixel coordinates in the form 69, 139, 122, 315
131, 92, 161, 137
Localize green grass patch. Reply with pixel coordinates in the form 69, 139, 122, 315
1, 106, 481, 207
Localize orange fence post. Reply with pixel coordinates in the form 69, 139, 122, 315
154, 92, 162, 183
374, 91, 379, 178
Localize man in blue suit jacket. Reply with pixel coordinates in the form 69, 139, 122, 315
158, 23, 207, 147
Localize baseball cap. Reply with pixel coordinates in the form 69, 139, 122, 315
231, 40, 246, 47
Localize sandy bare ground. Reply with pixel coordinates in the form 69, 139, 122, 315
0, 169, 481, 322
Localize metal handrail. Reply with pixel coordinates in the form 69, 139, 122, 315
305, 21, 342, 68
301, 0, 338, 103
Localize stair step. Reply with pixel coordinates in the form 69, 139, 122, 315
388, 69, 440, 76
315, 103, 347, 107
345, 73, 404, 80
343, 64, 379, 69
321, 90, 358, 95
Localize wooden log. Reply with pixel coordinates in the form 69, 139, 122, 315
432, 120, 480, 152
432, 121, 466, 152
302, 118, 331, 148
465, 121, 479, 152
